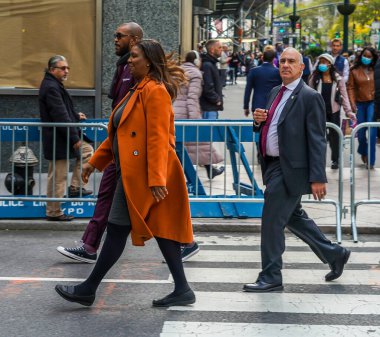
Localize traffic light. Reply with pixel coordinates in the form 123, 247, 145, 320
279, 27, 285, 33
335, 32, 340, 38
295, 22, 301, 29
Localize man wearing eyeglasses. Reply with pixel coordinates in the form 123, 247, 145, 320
39, 55, 94, 221
56, 22, 144, 262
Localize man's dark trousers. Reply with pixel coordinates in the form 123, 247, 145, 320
81, 162, 117, 249
258, 159, 342, 284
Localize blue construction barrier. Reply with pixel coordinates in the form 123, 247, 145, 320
0, 119, 264, 218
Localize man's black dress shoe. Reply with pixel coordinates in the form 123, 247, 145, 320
243, 280, 284, 292
55, 284, 95, 306
152, 288, 195, 307
325, 248, 351, 282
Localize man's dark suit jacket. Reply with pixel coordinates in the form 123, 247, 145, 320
39, 72, 91, 161
244, 62, 282, 111
254, 79, 328, 196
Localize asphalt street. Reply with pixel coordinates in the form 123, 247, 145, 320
0, 230, 379, 337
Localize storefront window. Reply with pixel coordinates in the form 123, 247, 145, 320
0, 0, 95, 89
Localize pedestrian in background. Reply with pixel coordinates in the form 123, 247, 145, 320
330, 38, 349, 82
200, 39, 223, 119
245, 48, 350, 293
219, 45, 230, 87
347, 47, 378, 169
56, 22, 143, 262
39, 55, 93, 221
301, 50, 312, 84
243, 45, 282, 117
374, 56, 380, 142
309, 53, 356, 169
55, 39, 196, 308
229, 52, 240, 84
173, 50, 224, 181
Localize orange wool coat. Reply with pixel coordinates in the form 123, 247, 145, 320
89, 77, 193, 246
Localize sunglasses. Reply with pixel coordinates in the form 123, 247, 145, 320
113, 33, 134, 40
53, 66, 70, 71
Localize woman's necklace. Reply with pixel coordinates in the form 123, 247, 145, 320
322, 75, 332, 83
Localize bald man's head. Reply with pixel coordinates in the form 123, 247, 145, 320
114, 22, 143, 56
119, 22, 143, 39
279, 47, 305, 85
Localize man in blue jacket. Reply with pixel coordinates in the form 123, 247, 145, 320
243, 46, 282, 117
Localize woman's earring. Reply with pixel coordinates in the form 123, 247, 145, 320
146, 64, 150, 67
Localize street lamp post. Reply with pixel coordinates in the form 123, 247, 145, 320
337, 0, 356, 52
289, 0, 300, 47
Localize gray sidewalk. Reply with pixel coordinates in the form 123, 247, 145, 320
1, 77, 380, 238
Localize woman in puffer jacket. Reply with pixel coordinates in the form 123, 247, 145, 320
173, 50, 224, 179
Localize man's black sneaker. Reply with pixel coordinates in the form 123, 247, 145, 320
181, 242, 200, 262
331, 162, 339, 170
68, 186, 93, 198
57, 245, 97, 263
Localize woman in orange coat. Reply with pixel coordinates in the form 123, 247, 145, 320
55, 40, 195, 308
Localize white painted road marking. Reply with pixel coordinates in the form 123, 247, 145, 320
194, 235, 380, 247
179, 268, 380, 285
160, 322, 380, 337
0, 277, 170, 284
168, 291, 380, 315
188, 250, 380, 264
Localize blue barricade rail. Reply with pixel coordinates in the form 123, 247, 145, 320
0, 119, 264, 219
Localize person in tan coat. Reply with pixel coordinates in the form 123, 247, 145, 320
55, 39, 195, 308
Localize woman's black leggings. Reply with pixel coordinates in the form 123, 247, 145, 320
75, 222, 189, 296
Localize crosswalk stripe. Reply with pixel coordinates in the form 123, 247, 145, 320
180, 268, 380, 285
188, 250, 379, 264
194, 235, 380, 247
0, 277, 169, 284
160, 322, 380, 337
161, 235, 380, 336
168, 291, 380, 315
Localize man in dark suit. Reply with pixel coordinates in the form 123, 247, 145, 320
244, 47, 351, 292
243, 46, 282, 116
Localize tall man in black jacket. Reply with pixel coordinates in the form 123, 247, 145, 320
200, 39, 223, 120
199, 39, 225, 178
56, 22, 143, 262
39, 55, 94, 221
244, 48, 350, 292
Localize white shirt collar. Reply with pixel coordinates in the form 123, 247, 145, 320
283, 77, 302, 91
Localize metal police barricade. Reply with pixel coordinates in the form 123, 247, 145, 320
350, 122, 380, 243
0, 120, 107, 218
175, 120, 264, 218
174, 120, 343, 240
302, 122, 344, 243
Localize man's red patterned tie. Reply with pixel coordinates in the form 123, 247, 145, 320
260, 86, 287, 157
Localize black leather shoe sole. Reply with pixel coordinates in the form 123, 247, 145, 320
325, 249, 351, 282
243, 283, 284, 293
152, 289, 195, 307
55, 285, 95, 306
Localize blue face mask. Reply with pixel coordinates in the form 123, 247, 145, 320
318, 64, 329, 73
361, 56, 372, 65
